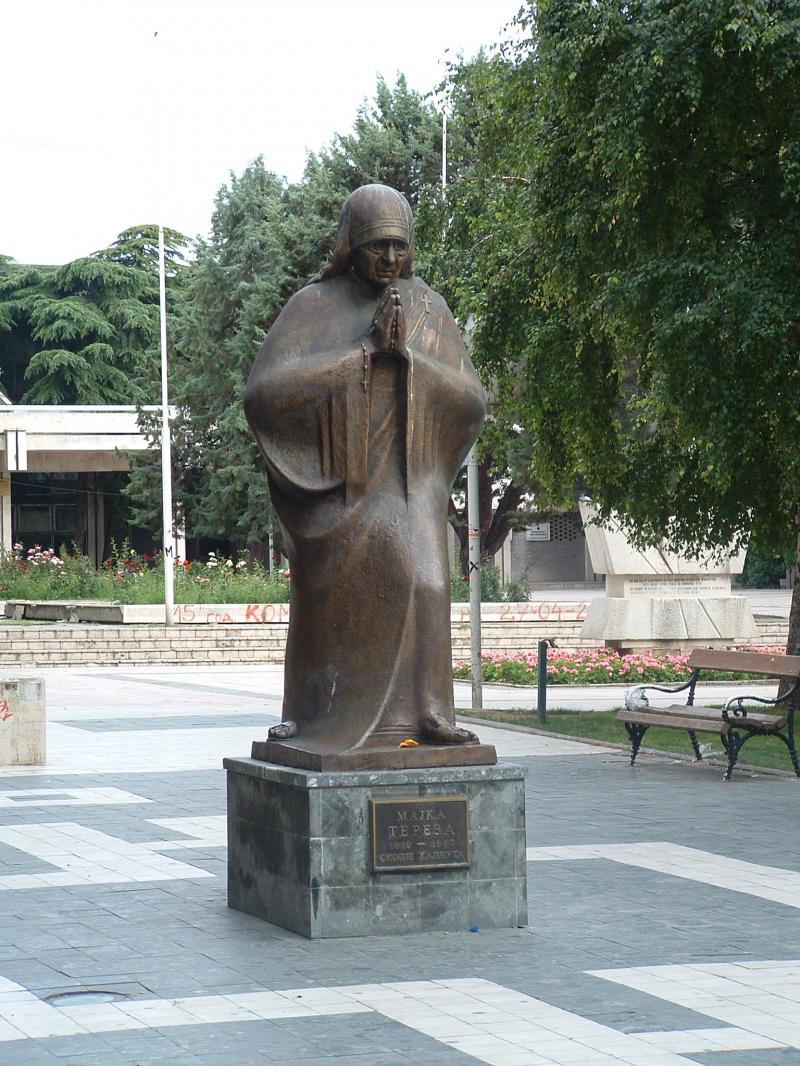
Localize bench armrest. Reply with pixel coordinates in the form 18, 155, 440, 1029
723, 682, 798, 721
624, 674, 698, 713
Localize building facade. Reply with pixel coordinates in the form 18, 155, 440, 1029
0, 404, 182, 565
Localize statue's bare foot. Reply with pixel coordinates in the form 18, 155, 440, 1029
268, 720, 297, 740
419, 712, 478, 745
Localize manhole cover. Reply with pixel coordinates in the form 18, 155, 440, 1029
46, 990, 130, 1006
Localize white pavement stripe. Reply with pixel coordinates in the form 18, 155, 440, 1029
0, 977, 89, 1039
0, 974, 701, 1060
0, 971, 785, 1060
0, 724, 268, 776
324, 978, 699, 1064
0, 787, 149, 807
146, 815, 227, 850
527, 841, 800, 909
0, 721, 610, 777
632, 1027, 784, 1053
590, 961, 800, 1050
465, 723, 610, 757
0, 823, 214, 891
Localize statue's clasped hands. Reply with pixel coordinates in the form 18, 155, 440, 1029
371, 286, 408, 359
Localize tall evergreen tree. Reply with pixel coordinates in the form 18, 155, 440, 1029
145, 77, 449, 551
125, 165, 292, 550
0, 225, 187, 404
0, 225, 188, 549
129, 73, 537, 567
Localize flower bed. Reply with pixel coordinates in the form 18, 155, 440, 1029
0, 543, 290, 605
452, 647, 785, 685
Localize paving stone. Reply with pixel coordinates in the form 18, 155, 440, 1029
1, 665, 800, 1063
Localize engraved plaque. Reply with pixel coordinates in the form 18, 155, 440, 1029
370, 795, 469, 873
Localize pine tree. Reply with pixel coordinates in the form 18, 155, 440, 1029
125, 165, 292, 550
0, 225, 188, 549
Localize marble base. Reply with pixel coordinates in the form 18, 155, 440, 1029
224, 758, 527, 939
0, 678, 45, 766
581, 595, 757, 650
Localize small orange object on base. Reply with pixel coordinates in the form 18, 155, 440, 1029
398, 738, 420, 748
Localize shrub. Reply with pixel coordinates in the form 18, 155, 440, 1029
450, 563, 529, 603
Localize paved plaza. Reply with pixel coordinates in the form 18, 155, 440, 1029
0, 665, 798, 1065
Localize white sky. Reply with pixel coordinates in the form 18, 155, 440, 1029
2, 0, 522, 266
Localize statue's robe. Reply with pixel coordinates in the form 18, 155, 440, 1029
244, 271, 486, 754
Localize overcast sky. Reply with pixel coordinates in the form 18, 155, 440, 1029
2, 0, 522, 266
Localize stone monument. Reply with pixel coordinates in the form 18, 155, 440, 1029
579, 502, 757, 652
224, 184, 526, 938
0, 678, 45, 766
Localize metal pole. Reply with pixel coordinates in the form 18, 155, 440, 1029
441, 110, 447, 190
448, 105, 481, 710
537, 640, 548, 725
158, 224, 175, 624
467, 445, 482, 711
154, 30, 175, 624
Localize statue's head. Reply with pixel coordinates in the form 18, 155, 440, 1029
315, 184, 415, 285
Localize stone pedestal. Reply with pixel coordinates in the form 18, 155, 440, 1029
224, 758, 527, 939
0, 678, 45, 766
579, 503, 756, 651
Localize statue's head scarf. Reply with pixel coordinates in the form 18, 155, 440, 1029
314, 184, 415, 283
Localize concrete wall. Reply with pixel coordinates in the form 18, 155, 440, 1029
0, 615, 785, 667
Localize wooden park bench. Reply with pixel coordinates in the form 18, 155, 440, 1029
618, 649, 800, 781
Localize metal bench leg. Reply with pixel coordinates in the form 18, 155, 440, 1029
687, 731, 703, 761
721, 729, 744, 781
787, 717, 800, 777
774, 730, 800, 777
624, 722, 648, 766
790, 739, 800, 778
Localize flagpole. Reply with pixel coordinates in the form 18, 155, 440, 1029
441, 109, 447, 189
158, 224, 175, 624
154, 30, 175, 624
442, 98, 482, 711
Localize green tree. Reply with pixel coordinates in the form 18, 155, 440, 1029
0, 225, 188, 548
285, 73, 445, 285
125, 164, 292, 551
445, 1, 800, 643
134, 73, 540, 570
148, 77, 452, 552
0, 225, 188, 404
416, 51, 546, 572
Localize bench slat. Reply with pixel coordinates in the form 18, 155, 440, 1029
618, 704, 785, 730
688, 649, 800, 678
617, 710, 730, 733
647, 704, 783, 725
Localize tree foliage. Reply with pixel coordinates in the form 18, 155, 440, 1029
158, 79, 445, 548
0, 225, 188, 553
447, 1, 800, 565
0, 225, 188, 404
126, 165, 293, 547
416, 51, 550, 568
146, 75, 534, 557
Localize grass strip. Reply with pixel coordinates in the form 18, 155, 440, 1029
465, 708, 799, 774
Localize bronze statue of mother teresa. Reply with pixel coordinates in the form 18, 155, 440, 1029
244, 184, 496, 770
